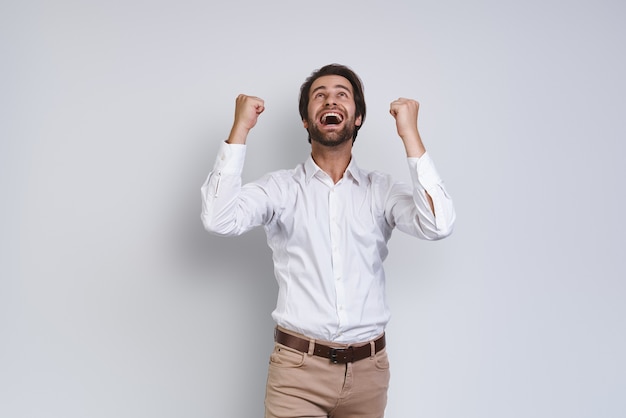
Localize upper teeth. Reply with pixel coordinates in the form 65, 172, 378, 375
322, 112, 343, 123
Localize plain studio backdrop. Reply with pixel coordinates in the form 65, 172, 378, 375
1, 1, 625, 417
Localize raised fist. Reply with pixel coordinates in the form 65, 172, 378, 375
389, 98, 419, 140
233, 94, 265, 132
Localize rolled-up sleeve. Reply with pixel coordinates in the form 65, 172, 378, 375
391, 152, 455, 240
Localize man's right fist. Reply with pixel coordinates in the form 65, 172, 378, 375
233, 94, 265, 132
227, 94, 265, 144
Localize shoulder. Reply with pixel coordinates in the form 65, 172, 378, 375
357, 165, 396, 189
264, 163, 305, 183
357, 167, 412, 204
250, 164, 305, 194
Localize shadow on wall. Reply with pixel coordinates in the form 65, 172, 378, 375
170, 123, 301, 415
181, 108, 308, 285
170, 117, 310, 413
180, 115, 307, 283
179, 128, 280, 315
175, 110, 311, 406
188, 228, 277, 415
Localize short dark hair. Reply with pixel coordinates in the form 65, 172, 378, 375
298, 64, 366, 142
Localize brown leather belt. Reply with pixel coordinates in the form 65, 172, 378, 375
274, 328, 386, 364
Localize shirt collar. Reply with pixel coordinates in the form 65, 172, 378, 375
303, 155, 363, 186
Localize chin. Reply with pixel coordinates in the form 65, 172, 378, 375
309, 125, 355, 147
311, 134, 352, 147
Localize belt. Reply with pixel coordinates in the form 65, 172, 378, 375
274, 328, 386, 364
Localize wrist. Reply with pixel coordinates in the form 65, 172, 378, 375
226, 125, 250, 144
401, 133, 426, 158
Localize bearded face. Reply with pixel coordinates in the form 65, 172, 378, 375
306, 111, 357, 147
303, 75, 362, 147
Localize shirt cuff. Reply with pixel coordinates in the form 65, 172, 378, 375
212, 142, 247, 175
407, 151, 443, 189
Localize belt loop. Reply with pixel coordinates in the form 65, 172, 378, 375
308, 338, 316, 356
370, 340, 376, 358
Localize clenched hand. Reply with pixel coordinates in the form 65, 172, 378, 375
389, 98, 425, 158
227, 94, 265, 144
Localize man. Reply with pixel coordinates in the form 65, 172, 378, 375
201, 64, 455, 418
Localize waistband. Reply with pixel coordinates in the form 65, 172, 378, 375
274, 327, 386, 364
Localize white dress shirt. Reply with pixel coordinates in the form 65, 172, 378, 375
201, 142, 455, 344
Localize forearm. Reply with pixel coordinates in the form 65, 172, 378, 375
401, 131, 426, 159
406, 153, 455, 239
200, 142, 248, 236
201, 173, 241, 236
411, 181, 455, 240
226, 124, 250, 145
200, 142, 276, 236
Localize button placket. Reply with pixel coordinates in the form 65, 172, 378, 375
328, 187, 347, 328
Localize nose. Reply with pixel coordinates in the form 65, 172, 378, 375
324, 95, 336, 106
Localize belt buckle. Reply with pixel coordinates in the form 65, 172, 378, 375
329, 346, 353, 364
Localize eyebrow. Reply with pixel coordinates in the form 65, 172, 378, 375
311, 84, 352, 95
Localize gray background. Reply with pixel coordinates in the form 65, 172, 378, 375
2, 0, 625, 417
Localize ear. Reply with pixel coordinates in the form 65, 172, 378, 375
302, 119, 309, 129
355, 115, 362, 127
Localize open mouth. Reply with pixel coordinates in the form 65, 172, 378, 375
320, 112, 344, 126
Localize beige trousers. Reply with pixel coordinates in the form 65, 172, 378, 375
264, 327, 390, 418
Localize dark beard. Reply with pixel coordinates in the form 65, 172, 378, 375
307, 119, 355, 147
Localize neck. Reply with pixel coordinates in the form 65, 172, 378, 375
310, 141, 353, 184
